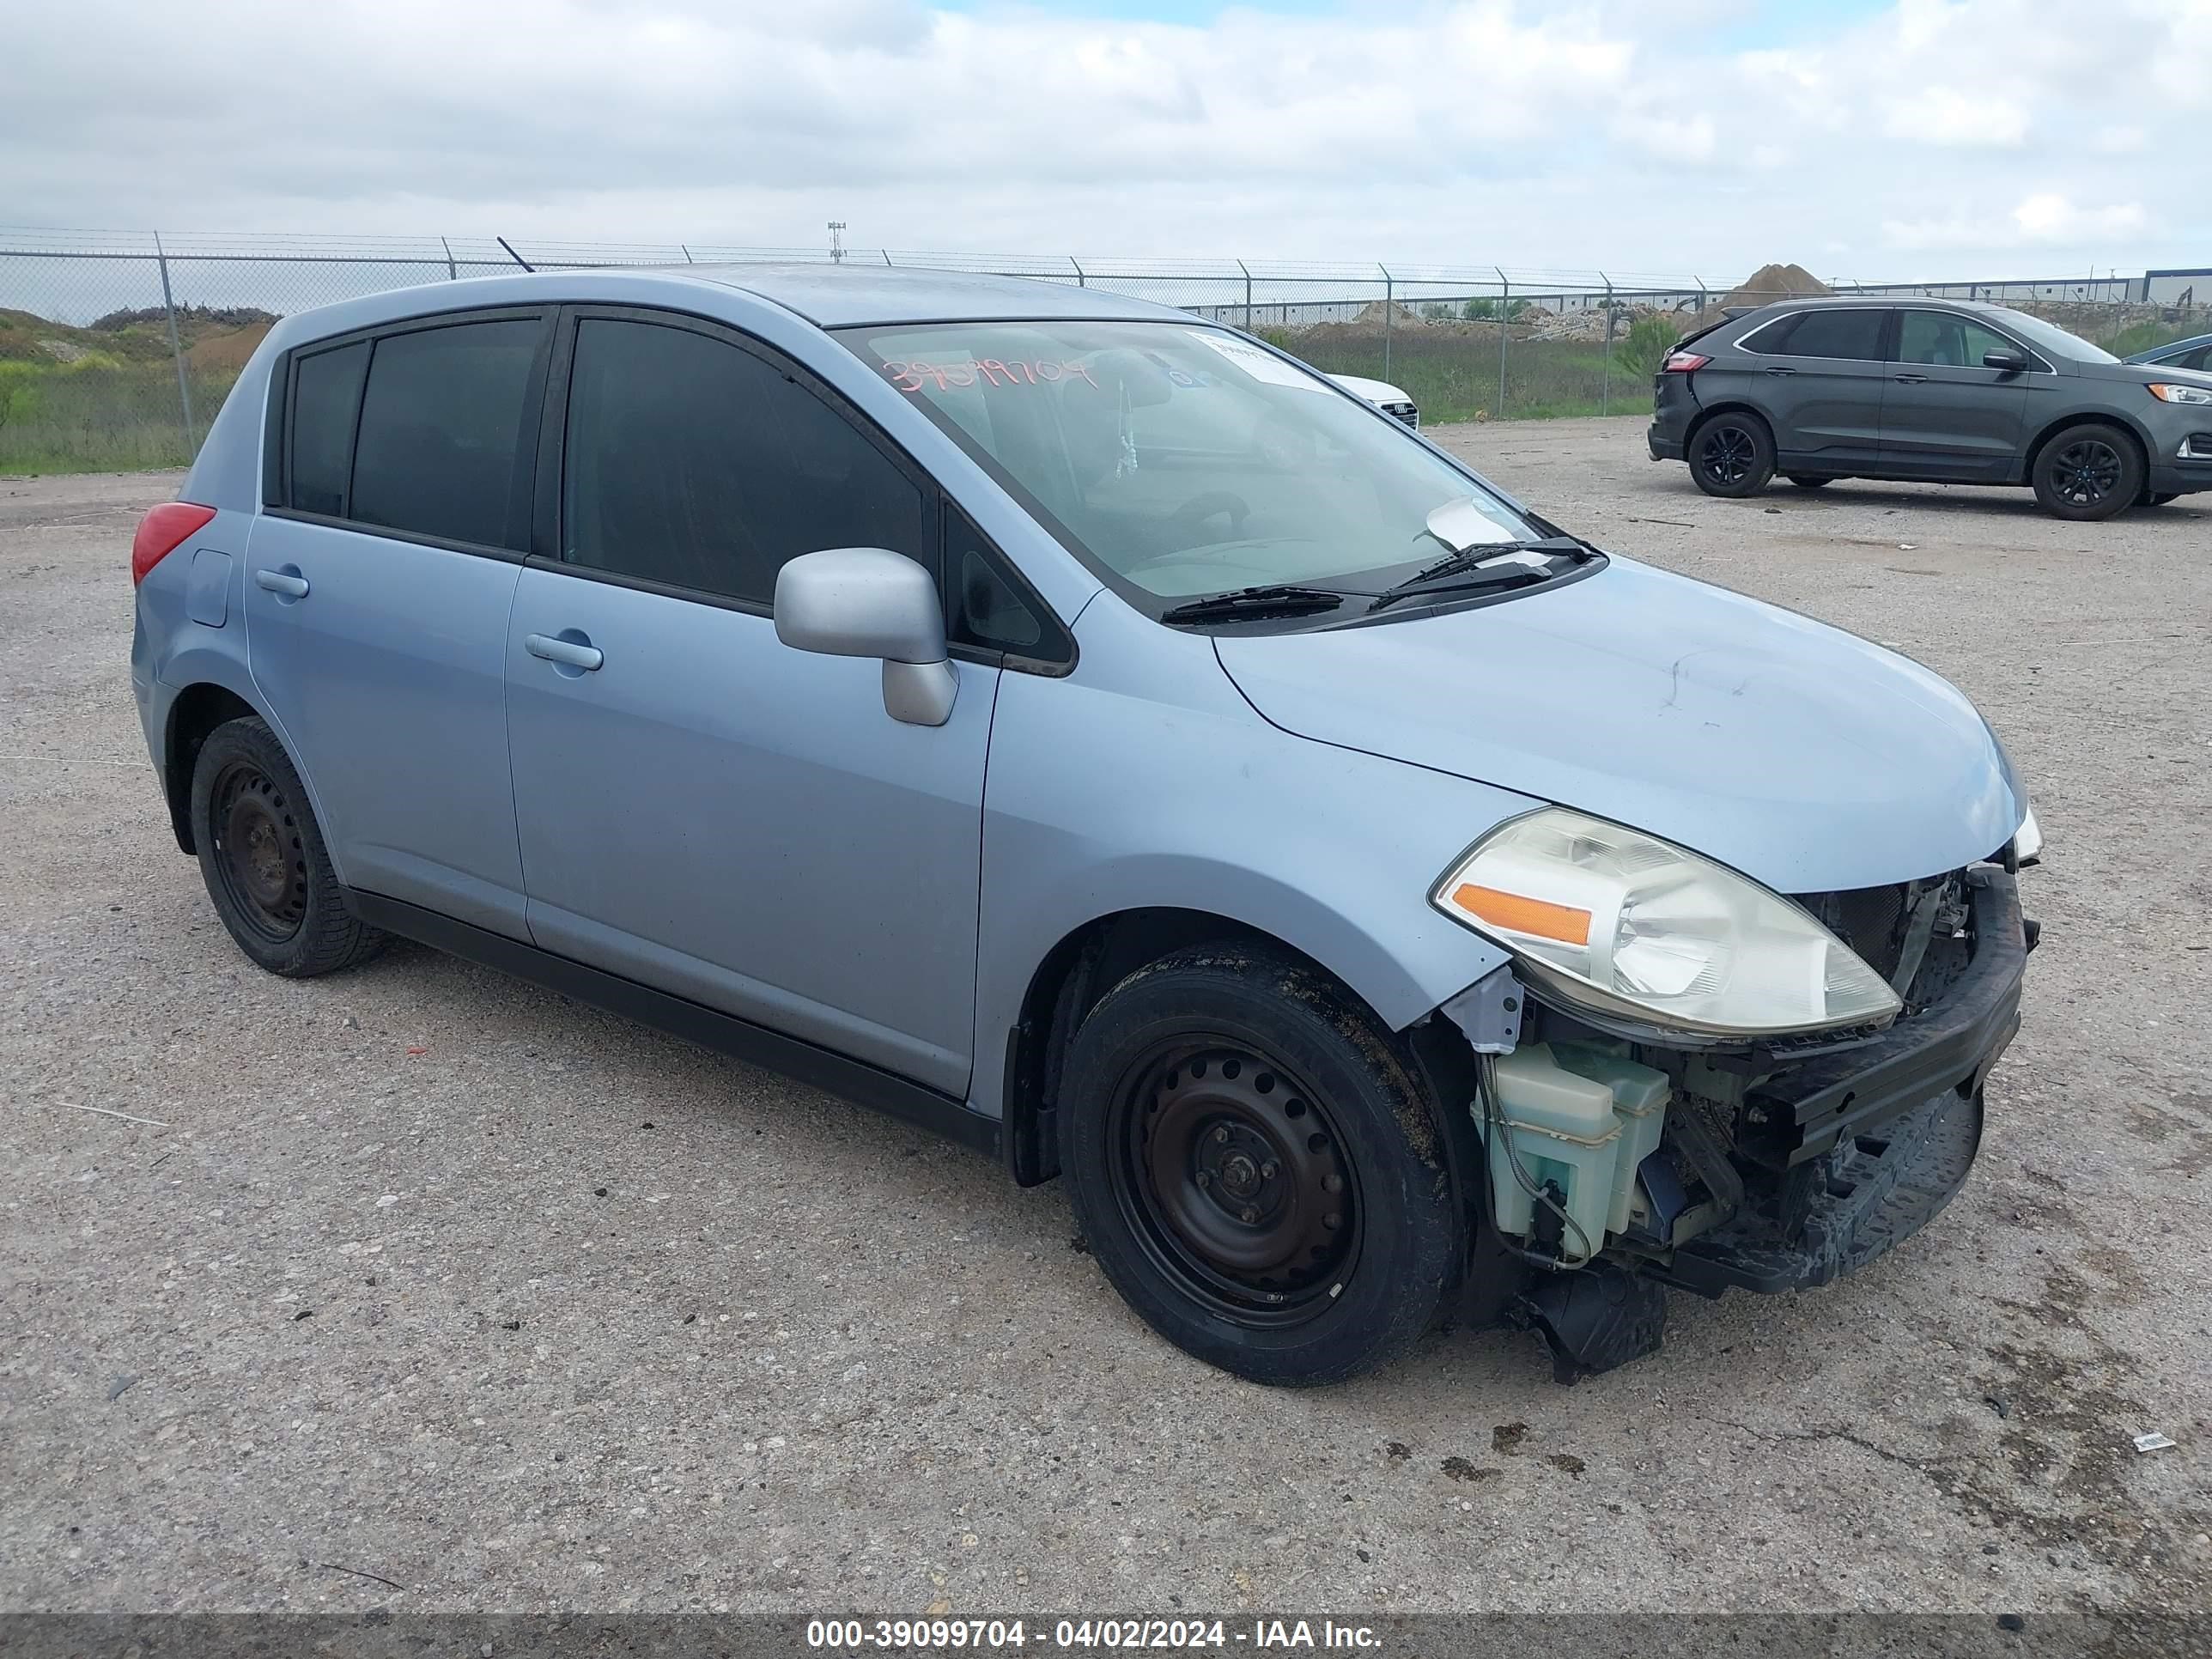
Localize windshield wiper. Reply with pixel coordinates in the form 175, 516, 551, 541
1367, 536, 1589, 613
1158, 585, 1347, 624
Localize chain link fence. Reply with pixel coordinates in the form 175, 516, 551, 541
3, 229, 2203, 474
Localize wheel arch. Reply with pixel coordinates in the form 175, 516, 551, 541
1685, 400, 1775, 444
1002, 904, 1504, 1328
1003, 908, 1304, 1186
158, 671, 328, 862
2022, 410, 2153, 485
162, 683, 261, 854
1000, 904, 1480, 1193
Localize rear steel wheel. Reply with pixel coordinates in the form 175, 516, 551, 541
190, 715, 385, 977
207, 760, 309, 946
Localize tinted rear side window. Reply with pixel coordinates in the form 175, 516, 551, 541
1769, 309, 1887, 362
349, 319, 542, 548
562, 318, 926, 605
287, 342, 368, 517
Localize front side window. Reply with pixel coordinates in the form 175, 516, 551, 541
562, 318, 926, 605
1767, 308, 1888, 362
349, 319, 542, 548
834, 320, 1533, 605
1898, 312, 2021, 369
1984, 307, 2115, 364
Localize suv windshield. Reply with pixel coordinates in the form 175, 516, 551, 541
835, 320, 1534, 604
1984, 307, 2117, 364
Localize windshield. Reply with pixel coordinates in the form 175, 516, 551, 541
834, 319, 1534, 603
1985, 307, 2118, 364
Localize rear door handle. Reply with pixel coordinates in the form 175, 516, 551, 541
525, 632, 603, 672
253, 568, 309, 599
1764, 365, 1796, 376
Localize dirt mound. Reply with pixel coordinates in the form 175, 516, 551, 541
1352, 299, 1427, 330
1722, 263, 1831, 308
185, 322, 273, 374
89, 303, 276, 333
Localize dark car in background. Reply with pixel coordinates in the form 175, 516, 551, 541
1648, 297, 2212, 520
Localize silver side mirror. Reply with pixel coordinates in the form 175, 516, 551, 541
774, 547, 957, 727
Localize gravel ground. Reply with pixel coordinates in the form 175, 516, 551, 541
3, 422, 2209, 1617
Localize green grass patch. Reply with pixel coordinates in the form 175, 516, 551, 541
0, 359, 235, 475
1265, 326, 1653, 423
2099, 319, 2201, 359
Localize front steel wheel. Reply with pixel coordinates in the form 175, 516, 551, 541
1111, 1040, 1361, 1326
1060, 945, 1460, 1385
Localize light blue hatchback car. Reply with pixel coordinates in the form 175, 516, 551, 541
131, 265, 2039, 1386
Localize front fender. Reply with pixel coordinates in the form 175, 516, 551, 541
969, 608, 1528, 1121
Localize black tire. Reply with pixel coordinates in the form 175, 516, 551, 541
1785, 474, 1833, 489
190, 715, 384, 977
2032, 422, 2142, 521
1058, 945, 1459, 1386
1687, 413, 1776, 498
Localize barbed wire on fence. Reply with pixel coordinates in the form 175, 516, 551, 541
2, 228, 2201, 475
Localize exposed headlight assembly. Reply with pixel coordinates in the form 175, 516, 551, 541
2148, 381, 2212, 406
1432, 807, 1903, 1039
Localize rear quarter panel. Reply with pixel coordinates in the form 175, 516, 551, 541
133, 321, 325, 839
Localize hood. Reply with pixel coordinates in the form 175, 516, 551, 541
1212, 557, 2023, 895
2082, 358, 2212, 389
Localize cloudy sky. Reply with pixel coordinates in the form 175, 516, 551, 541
3, 0, 2206, 282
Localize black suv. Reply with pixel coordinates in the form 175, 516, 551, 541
1648, 297, 2212, 520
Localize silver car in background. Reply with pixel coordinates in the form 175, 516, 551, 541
1328, 371, 1419, 428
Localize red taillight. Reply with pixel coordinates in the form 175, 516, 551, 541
131, 502, 216, 586
1661, 350, 1711, 374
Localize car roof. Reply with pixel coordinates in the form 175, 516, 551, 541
258, 264, 1215, 367
686, 262, 1191, 327
1741, 295, 2020, 319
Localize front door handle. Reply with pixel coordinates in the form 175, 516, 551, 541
254, 567, 309, 599
1893, 373, 1929, 384
525, 632, 604, 672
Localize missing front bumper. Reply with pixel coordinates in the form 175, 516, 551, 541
1749, 867, 2027, 1169
1650, 1082, 1984, 1297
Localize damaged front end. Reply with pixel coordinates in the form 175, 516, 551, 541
1441, 863, 2035, 1384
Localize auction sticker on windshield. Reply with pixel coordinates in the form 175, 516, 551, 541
1186, 330, 1328, 391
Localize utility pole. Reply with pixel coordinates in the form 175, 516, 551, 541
828, 222, 848, 263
